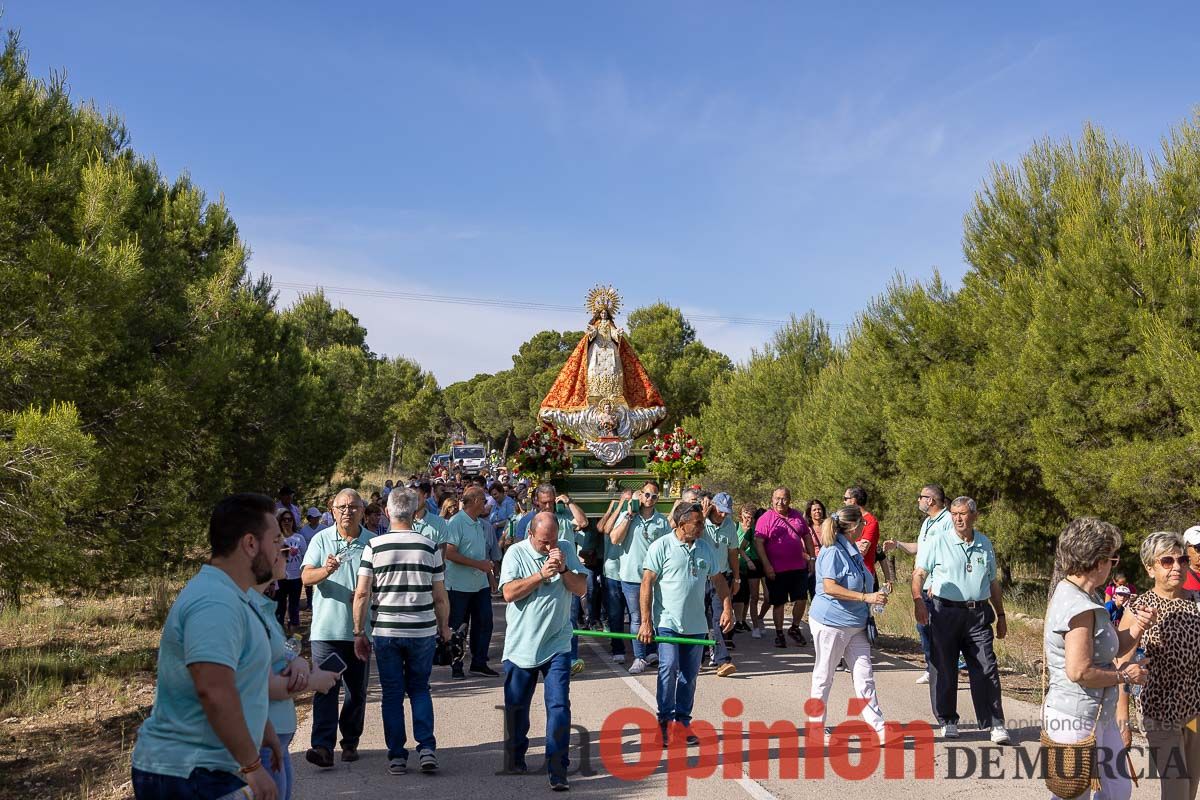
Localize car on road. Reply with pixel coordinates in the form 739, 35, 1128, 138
449, 443, 487, 474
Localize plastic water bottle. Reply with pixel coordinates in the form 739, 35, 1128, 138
872, 583, 892, 615
284, 634, 303, 662
1129, 647, 1146, 698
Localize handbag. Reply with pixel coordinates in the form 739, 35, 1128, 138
1039, 593, 1103, 799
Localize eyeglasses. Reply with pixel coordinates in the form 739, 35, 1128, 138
918, 495, 934, 501
643, 493, 659, 500
333, 504, 358, 513
1158, 555, 1192, 569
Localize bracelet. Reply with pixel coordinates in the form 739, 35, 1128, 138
239, 757, 263, 775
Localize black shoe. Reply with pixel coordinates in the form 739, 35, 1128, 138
788, 626, 807, 646
550, 775, 570, 791
306, 746, 334, 769
774, 632, 787, 648
470, 664, 500, 677
341, 746, 359, 762
506, 760, 529, 774
451, 663, 465, 679
686, 735, 701, 746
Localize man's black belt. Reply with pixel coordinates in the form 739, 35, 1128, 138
933, 596, 988, 609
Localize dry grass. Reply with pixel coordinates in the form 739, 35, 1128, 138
0, 580, 182, 800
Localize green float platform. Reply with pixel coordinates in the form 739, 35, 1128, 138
550, 450, 676, 531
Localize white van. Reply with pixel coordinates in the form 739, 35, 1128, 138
449, 444, 487, 474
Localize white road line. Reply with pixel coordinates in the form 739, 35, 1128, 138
582, 636, 780, 800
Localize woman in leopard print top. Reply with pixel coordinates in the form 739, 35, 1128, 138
1119, 531, 1200, 800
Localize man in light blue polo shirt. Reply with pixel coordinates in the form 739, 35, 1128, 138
911, 495, 1009, 743
498, 511, 587, 790
301, 488, 375, 768
639, 502, 734, 744
702, 492, 740, 677
610, 480, 672, 674
885, 483, 954, 690
444, 486, 499, 678
513, 484, 584, 543
131, 493, 286, 800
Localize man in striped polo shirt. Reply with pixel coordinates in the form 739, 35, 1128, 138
353, 489, 451, 776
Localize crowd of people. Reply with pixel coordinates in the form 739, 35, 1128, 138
128, 471, 1200, 800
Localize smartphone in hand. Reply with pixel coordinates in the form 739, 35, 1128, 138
317, 651, 349, 675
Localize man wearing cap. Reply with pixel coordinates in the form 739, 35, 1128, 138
1105, 585, 1133, 623
702, 492, 739, 677
639, 502, 735, 744
498, 511, 587, 791
1183, 526, 1200, 592
297, 507, 324, 610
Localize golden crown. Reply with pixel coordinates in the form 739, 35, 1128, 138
586, 285, 621, 318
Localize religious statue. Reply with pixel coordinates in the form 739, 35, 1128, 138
539, 286, 667, 465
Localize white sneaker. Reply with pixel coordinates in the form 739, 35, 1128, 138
646, 653, 659, 665
613, 654, 626, 664
628, 658, 648, 674
916, 671, 930, 684
990, 725, 1010, 745
751, 627, 763, 639
941, 723, 959, 739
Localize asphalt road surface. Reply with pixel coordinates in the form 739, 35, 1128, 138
292, 597, 1158, 799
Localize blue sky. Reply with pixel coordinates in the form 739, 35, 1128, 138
10, 2, 1200, 383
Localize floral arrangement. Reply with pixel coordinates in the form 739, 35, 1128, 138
510, 427, 573, 477
644, 425, 705, 484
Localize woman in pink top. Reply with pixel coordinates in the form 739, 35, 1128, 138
753, 487, 816, 649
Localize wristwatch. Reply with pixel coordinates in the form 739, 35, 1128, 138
354, 630, 366, 637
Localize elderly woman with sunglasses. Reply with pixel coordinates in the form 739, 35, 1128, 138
1118, 531, 1200, 800
1042, 518, 1153, 800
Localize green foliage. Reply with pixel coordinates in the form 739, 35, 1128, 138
0, 32, 443, 599
0, 404, 96, 604
692, 313, 832, 500
627, 303, 733, 425
694, 118, 1200, 578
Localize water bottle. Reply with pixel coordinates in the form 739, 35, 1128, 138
284, 633, 303, 662
872, 583, 892, 615
1129, 647, 1146, 698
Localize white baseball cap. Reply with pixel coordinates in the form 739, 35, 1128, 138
1183, 525, 1200, 548
305, 506, 321, 519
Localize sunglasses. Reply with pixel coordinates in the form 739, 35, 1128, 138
1158, 555, 1192, 569
643, 493, 659, 500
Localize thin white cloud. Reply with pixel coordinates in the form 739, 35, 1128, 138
250, 241, 771, 386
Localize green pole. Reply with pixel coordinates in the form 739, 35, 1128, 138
573, 629, 715, 647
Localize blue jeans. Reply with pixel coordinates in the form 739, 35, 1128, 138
260, 731, 293, 800
131, 767, 244, 799
309, 639, 370, 751
705, 579, 731, 664
373, 634, 437, 760
656, 627, 704, 725
503, 653, 572, 779
448, 588, 493, 668
620, 580, 656, 660
603, 577, 627, 655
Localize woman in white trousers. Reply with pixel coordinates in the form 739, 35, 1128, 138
807, 505, 891, 737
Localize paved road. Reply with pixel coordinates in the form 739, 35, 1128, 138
292, 598, 1157, 799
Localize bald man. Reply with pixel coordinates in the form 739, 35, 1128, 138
499, 511, 587, 790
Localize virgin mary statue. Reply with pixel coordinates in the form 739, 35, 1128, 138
539, 286, 667, 465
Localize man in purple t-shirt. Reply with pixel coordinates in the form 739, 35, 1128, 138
753, 486, 815, 648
